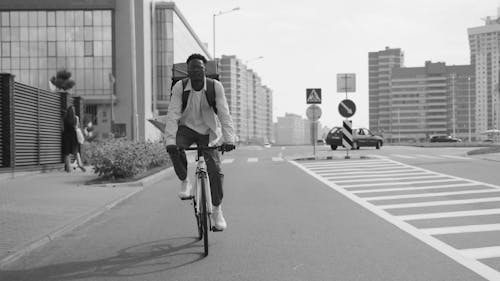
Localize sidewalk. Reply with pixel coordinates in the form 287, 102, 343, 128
0, 166, 173, 268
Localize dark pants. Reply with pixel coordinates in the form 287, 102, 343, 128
167, 125, 224, 206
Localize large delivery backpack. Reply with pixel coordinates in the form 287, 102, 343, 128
171, 61, 219, 114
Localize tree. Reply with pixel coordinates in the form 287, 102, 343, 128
50, 69, 75, 91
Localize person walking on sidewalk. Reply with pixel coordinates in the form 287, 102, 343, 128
62, 105, 86, 172
165, 53, 235, 231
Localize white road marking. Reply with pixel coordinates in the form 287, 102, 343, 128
290, 159, 500, 280
398, 208, 500, 221
379, 197, 500, 210
272, 157, 284, 161
352, 182, 479, 194
341, 178, 456, 189
333, 174, 444, 184
364, 188, 500, 201
317, 168, 419, 176
222, 158, 234, 164
322, 171, 430, 179
247, 158, 258, 162
414, 154, 442, 159
460, 246, 500, 260
439, 155, 471, 160
391, 154, 417, 159
422, 223, 500, 235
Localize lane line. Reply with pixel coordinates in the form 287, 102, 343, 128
398, 208, 500, 221
272, 157, 284, 161
414, 154, 442, 159
365, 189, 500, 201
247, 158, 258, 163
222, 158, 234, 164
422, 223, 500, 235
309, 166, 412, 172
289, 159, 500, 280
439, 155, 472, 160
317, 168, 420, 176
391, 154, 417, 159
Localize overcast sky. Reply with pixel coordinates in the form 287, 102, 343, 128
174, 0, 500, 129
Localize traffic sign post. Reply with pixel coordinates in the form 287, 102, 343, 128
337, 73, 357, 159
306, 104, 322, 158
342, 119, 353, 159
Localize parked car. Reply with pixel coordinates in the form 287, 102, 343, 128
429, 135, 462, 143
325, 127, 384, 150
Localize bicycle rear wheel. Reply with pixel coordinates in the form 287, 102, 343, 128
201, 176, 209, 256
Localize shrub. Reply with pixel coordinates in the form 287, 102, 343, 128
82, 139, 171, 179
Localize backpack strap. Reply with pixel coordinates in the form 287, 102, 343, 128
181, 78, 190, 113
180, 78, 218, 114
205, 78, 218, 114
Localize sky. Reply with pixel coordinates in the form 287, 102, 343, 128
174, 0, 500, 129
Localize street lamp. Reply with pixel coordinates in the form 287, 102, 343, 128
468, 76, 471, 142
245, 56, 264, 65
213, 7, 240, 59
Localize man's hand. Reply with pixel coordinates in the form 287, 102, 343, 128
166, 144, 178, 154
220, 142, 236, 152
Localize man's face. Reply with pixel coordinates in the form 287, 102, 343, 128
187, 59, 206, 82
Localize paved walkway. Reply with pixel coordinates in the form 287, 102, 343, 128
0, 167, 172, 268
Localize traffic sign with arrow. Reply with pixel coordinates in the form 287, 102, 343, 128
338, 99, 356, 118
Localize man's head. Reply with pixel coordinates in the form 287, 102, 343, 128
186, 53, 207, 84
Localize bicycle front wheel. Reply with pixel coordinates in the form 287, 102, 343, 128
201, 176, 209, 256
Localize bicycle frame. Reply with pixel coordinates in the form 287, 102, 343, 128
193, 152, 213, 221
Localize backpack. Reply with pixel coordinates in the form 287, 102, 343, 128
180, 78, 218, 114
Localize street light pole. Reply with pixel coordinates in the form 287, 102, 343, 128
468, 76, 471, 142
212, 7, 240, 59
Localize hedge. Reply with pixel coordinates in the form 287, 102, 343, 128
82, 139, 171, 179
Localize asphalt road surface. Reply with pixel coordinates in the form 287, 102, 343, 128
1, 145, 499, 281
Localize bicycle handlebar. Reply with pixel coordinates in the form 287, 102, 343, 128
182, 146, 221, 151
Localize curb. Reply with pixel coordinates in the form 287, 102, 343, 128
87, 166, 175, 187
0, 167, 174, 269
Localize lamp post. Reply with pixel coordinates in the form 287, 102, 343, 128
213, 7, 240, 59
468, 76, 471, 142
245, 56, 264, 65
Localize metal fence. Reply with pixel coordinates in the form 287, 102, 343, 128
0, 73, 82, 172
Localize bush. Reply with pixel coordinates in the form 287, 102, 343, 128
82, 139, 171, 179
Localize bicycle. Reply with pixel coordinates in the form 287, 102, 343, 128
182, 145, 231, 257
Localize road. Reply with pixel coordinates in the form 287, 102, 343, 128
1, 145, 500, 280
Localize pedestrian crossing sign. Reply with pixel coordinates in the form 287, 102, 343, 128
306, 88, 322, 104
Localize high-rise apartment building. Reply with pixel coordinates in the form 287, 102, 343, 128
368, 47, 404, 134
389, 61, 475, 142
468, 8, 500, 135
219, 55, 273, 144
275, 113, 304, 145
0, 0, 210, 140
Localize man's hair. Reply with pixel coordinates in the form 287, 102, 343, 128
186, 53, 207, 65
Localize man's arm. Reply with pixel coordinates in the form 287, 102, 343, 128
213, 80, 235, 143
164, 81, 183, 145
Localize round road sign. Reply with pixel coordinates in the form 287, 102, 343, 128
338, 99, 356, 118
306, 104, 322, 121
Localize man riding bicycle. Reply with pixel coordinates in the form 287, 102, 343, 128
165, 53, 236, 231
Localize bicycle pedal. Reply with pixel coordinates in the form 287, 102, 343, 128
180, 195, 194, 200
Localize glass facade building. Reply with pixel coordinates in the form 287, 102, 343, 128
0, 10, 113, 98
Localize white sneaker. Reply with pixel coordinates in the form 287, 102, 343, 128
212, 205, 227, 231
178, 179, 193, 200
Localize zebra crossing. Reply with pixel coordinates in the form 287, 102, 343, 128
291, 158, 500, 280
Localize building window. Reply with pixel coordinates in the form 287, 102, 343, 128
84, 41, 93, 56
84, 104, 98, 125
